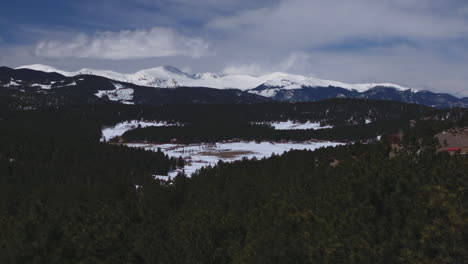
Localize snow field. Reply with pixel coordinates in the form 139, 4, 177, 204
260, 120, 333, 130
95, 83, 134, 104
128, 141, 343, 178
101, 120, 181, 142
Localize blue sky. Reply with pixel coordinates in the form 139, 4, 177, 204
1, 0, 468, 96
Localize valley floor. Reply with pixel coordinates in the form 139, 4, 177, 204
126, 140, 343, 178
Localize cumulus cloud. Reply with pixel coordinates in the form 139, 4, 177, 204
35, 27, 210, 59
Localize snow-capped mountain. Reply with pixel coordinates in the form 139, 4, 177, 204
16, 64, 189, 88
4, 64, 467, 108
0, 66, 271, 106
17, 64, 414, 93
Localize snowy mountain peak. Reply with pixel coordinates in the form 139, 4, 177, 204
263, 79, 303, 89
16, 64, 58, 72
257, 73, 410, 93
135, 66, 188, 79
16, 64, 73, 76
194, 72, 220, 79
16, 64, 415, 93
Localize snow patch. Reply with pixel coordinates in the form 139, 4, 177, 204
128, 141, 343, 177
258, 121, 333, 130
249, 88, 281, 97
32, 83, 52, 90
56, 81, 77, 87
95, 83, 134, 104
153, 171, 180, 182
5, 80, 21, 87
101, 120, 181, 142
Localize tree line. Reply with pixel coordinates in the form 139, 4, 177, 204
0, 100, 466, 263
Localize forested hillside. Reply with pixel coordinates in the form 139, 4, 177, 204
1, 141, 467, 263
0, 108, 182, 186
113, 99, 434, 143
0, 99, 467, 263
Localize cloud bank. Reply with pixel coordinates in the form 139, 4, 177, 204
35, 27, 211, 59
2, 0, 468, 96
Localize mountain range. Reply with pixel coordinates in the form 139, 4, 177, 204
1, 64, 467, 108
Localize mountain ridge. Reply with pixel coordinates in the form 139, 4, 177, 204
16, 64, 413, 93
2, 65, 467, 108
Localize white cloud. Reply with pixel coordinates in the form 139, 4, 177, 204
276, 52, 312, 73
295, 45, 468, 97
201, 0, 468, 96
222, 63, 267, 75
4, 0, 468, 97
34, 27, 210, 59
217, 45, 468, 97
222, 52, 312, 76
208, 0, 468, 50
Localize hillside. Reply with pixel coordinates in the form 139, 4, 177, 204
0, 99, 467, 263
2, 65, 467, 108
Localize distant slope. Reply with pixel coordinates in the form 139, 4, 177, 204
17, 64, 411, 91
250, 85, 467, 108
3, 65, 468, 108
0, 67, 270, 107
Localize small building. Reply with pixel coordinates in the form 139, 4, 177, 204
444, 147, 462, 152
438, 147, 467, 155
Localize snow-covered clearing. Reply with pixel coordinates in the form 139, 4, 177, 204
5, 80, 21, 87
56, 81, 77, 87
101, 120, 181, 142
127, 141, 343, 179
258, 120, 333, 130
95, 83, 134, 104
32, 83, 52, 90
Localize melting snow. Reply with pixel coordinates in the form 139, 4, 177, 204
258, 121, 333, 130
32, 84, 52, 90
250, 88, 281, 97
127, 141, 343, 178
57, 81, 77, 87
95, 83, 134, 104
101, 120, 181, 142
5, 80, 21, 87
